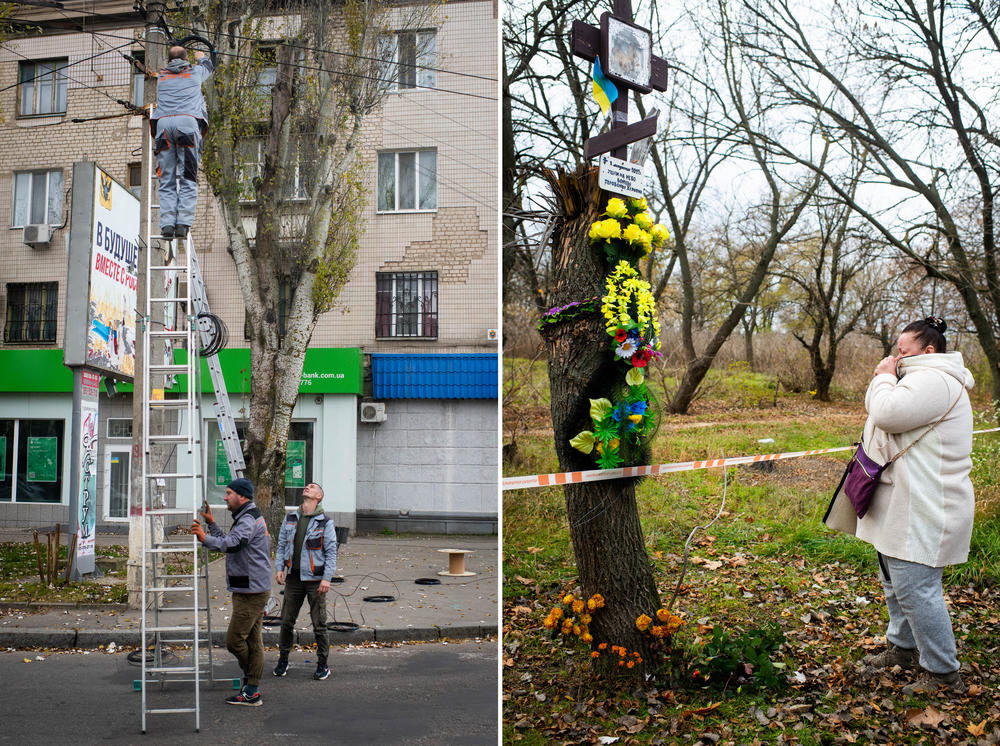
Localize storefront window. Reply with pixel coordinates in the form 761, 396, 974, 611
15, 419, 64, 503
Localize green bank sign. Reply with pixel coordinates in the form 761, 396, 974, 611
0, 348, 362, 395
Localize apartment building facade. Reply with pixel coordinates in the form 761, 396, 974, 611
0, 1, 498, 534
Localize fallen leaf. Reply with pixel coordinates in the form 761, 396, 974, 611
703, 560, 723, 571
526, 547, 543, 554
511, 605, 532, 616
967, 719, 987, 737
23, 658, 31, 663
906, 705, 947, 730
680, 702, 721, 719
515, 575, 535, 585
597, 738, 619, 745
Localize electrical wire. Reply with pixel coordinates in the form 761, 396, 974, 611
29, 23, 496, 102
46, 5, 497, 83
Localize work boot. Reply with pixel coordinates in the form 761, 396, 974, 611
272, 657, 288, 677
865, 642, 918, 670
174, 224, 189, 238
160, 225, 174, 239
902, 669, 968, 696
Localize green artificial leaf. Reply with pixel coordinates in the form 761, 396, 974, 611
625, 367, 644, 387
593, 417, 619, 441
589, 398, 613, 423
569, 431, 596, 454
597, 447, 624, 470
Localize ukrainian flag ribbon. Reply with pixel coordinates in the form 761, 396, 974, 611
592, 57, 618, 115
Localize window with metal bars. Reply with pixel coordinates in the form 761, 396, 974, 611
4, 282, 57, 343
375, 272, 438, 338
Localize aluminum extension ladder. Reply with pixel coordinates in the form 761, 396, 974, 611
137, 136, 247, 733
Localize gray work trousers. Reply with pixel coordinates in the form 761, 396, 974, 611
878, 552, 959, 674
155, 115, 202, 231
277, 574, 329, 664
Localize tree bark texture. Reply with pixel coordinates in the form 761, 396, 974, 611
541, 165, 659, 658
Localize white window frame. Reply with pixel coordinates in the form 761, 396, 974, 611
19, 58, 68, 116
376, 150, 437, 213
102, 445, 131, 522
238, 140, 310, 203
11, 169, 64, 227
379, 29, 436, 91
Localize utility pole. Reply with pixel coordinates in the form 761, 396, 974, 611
128, 1, 168, 608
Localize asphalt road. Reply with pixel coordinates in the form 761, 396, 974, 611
0, 640, 498, 744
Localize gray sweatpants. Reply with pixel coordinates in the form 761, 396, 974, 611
155, 114, 202, 232
878, 552, 959, 674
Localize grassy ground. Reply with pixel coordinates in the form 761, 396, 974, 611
503, 359, 1000, 744
0, 542, 130, 604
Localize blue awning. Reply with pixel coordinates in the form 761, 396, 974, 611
371, 353, 498, 399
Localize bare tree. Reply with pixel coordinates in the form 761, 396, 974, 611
732, 0, 1000, 407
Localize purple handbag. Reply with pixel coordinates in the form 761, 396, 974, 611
841, 443, 885, 518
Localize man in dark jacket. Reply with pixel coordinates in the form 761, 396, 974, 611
152, 45, 213, 240
272, 482, 338, 681
192, 478, 271, 706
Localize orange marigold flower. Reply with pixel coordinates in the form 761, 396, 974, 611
635, 614, 652, 632
580, 613, 592, 625
543, 616, 555, 629
591, 651, 600, 658
627, 661, 635, 669
656, 608, 670, 622
582, 632, 593, 644
587, 598, 597, 611
618, 660, 624, 667
591, 593, 605, 608
572, 600, 585, 615
650, 625, 664, 638
617, 647, 626, 657
563, 594, 574, 605
551, 607, 563, 619
572, 625, 582, 636
598, 642, 608, 650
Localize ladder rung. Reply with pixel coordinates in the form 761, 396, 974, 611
145, 508, 195, 516
149, 364, 188, 373
149, 265, 188, 271
144, 666, 200, 676
145, 708, 198, 715
146, 546, 197, 554
148, 399, 191, 408
147, 434, 191, 443
146, 585, 196, 592
149, 330, 190, 338
146, 472, 198, 479
150, 297, 189, 303
145, 626, 198, 634
159, 606, 209, 612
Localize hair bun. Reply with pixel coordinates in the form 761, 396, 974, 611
925, 316, 947, 333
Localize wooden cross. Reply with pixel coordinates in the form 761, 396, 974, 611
572, 0, 667, 160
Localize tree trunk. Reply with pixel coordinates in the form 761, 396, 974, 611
541, 166, 659, 660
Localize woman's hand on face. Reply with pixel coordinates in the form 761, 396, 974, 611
874, 355, 898, 377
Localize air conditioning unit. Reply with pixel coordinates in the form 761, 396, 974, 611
360, 402, 387, 423
23, 224, 51, 248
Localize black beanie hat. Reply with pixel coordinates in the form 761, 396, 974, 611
227, 478, 254, 500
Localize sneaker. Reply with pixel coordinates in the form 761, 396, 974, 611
175, 225, 189, 238
865, 642, 919, 670
272, 658, 288, 677
160, 225, 174, 239
225, 688, 262, 707
313, 663, 330, 681
902, 669, 968, 696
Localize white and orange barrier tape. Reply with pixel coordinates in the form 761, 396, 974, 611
501, 427, 1000, 491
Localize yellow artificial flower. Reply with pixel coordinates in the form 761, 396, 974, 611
627, 196, 648, 212
605, 197, 628, 218
628, 414, 642, 424
636, 613, 652, 632
593, 218, 622, 241
634, 212, 652, 230
622, 223, 643, 244
650, 223, 670, 245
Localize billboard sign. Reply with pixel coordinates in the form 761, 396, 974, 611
64, 162, 139, 382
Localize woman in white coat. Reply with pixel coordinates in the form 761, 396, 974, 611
860, 317, 974, 695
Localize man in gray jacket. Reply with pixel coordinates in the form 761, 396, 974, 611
272, 482, 338, 681
151, 45, 213, 240
192, 478, 272, 706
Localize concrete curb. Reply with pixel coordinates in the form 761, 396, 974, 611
0, 625, 496, 650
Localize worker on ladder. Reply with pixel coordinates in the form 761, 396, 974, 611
151, 44, 213, 240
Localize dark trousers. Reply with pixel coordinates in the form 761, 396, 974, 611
278, 574, 329, 663
226, 591, 269, 686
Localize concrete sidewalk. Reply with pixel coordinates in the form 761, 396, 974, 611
0, 532, 498, 649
